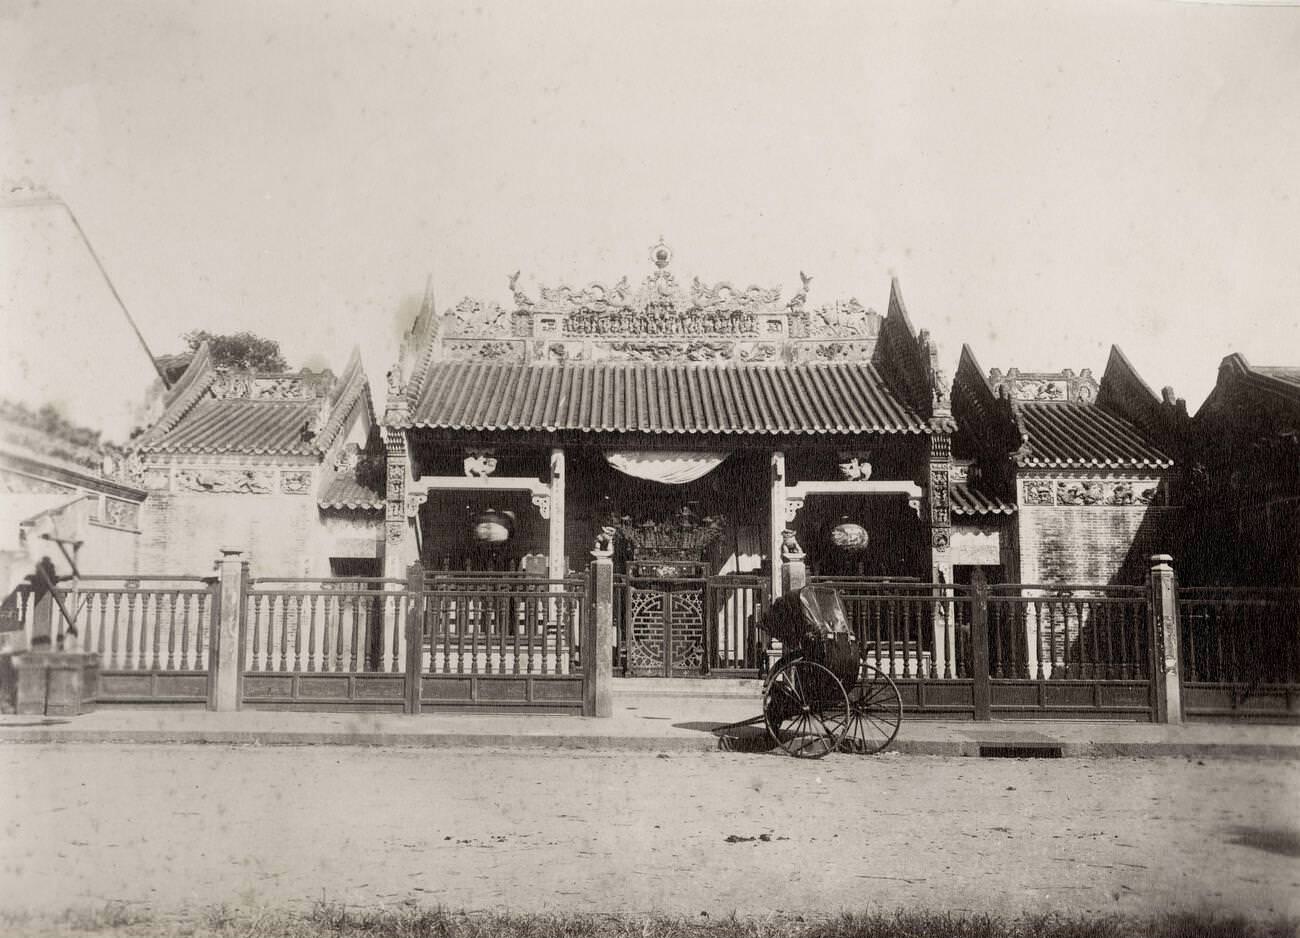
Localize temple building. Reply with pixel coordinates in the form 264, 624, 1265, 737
1183, 354, 1300, 587
950, 344, 1185, 587
381, 241, 955, 605
118, 244, 1194, 679
130, 342, 382, 578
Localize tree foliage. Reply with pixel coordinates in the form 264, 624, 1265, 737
183, 330, 288, 372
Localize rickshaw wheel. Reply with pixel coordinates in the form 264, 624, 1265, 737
836, 662, 903, 755
762, 659, 850, 759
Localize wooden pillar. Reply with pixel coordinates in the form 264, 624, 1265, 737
549, 448, 566, 580
970, 567, 991, 721
769, 451, 786, 600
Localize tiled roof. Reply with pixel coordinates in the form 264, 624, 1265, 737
951, 481, 1016, 515
135, 345, 374, 458
140, 399, 319, 455
1017, 401, 1173, 469
400, 362, 929, 436
318, 468, 383, 511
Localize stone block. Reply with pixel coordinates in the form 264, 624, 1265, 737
11, 652, 99, 716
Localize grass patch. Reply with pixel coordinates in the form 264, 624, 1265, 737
4, 904, 1294, 938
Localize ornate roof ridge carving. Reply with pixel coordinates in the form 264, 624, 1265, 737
413, 242, 886, 372
987, 365, 1100, 404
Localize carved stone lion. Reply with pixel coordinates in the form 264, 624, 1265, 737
463, 452, 498, 478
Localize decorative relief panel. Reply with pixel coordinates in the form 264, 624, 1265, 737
443, 297, 511, 338
566, 308, 760, 337
280, 471, 312, 494
209, 374, 318, 401
1021, 478, 1161, 507
100, 498, 140, 529
929, 466, 951, 526
1023, 480, 1054, 506
442, 340, 520, 362
805, 299, 880, 338
797, 341, 876, 363
988, 368, 1100, 404
608, 340, 731, 363
538, 342, 584, 363
386, 521, 406, 543
737, 343, 778, 363
174, 469, 274, 494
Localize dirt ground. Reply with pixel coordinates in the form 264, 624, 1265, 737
0, 744, 1297, 921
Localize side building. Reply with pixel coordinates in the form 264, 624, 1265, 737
0, 399, 147, 594
1185, 354, 1300, 587
131, 343, 384, 578
950, 345, 1187, 585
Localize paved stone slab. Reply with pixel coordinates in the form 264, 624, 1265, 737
1, 697, 1298, 759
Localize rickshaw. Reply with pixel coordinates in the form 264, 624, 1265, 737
722, 584, 904, 759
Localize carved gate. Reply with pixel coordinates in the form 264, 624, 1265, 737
626, 560, 707, 677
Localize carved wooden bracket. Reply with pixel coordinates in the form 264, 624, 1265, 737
531, 493, 551, 520
408, 475, 553, 519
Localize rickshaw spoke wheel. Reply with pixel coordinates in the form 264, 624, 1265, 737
762, 659, 850, 760
840, 662, 903, 755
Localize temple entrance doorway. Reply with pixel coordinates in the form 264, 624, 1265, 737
569, 450, 769, 678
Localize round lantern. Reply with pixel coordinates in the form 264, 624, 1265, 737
830, 520, 869, 553
471, 508, 514, 544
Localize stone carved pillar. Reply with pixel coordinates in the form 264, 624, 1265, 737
382, 428, 412, 674
927, 431, 955, 679
383, 428, 412, 579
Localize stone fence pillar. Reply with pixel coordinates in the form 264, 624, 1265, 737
210, 548, 247, 712
1149, 554, 1182, 725
585, 551, 614, 718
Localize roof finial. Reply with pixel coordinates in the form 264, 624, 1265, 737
650, 237, 672, 270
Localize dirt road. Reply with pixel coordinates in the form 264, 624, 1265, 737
1, 745, 1296, 920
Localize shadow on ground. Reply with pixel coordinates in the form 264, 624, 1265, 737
1224, 825, 1300, 858
674, 720, 776, 753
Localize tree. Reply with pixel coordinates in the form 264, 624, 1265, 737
183, 330, 288, 372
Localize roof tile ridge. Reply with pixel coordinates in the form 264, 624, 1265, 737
135, 343, 216, 449
314, 347, 372, 455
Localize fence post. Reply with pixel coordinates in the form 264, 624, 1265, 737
585, 552, 614, 718
210, 549, 246, 712
970, 568, 992, 721
1148, 554, 1183, 725
405, 562, 424, 715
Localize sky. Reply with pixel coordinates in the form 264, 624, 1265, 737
2, 0, 1298, 441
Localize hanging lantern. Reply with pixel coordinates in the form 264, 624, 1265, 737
471, 508, 514, 544
831, 518, 869, 553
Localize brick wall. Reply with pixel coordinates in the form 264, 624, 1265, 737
1017, 504, 1182, 585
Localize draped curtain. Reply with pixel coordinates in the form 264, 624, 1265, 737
603, 451, 730, 485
